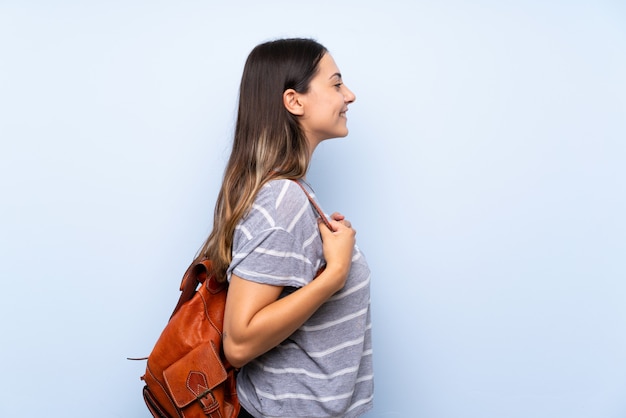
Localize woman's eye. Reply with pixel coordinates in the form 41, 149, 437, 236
334, 83, 343, 89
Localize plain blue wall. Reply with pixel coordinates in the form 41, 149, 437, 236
1, 1, 625, 417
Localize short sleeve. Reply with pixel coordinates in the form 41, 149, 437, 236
229, 227, 316, 288
226, 179, 324, 288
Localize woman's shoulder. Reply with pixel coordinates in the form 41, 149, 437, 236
246, 179, 314, 228
257, 179, 309, 207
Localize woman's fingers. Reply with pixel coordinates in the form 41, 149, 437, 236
330, 212, 345, 221
329, 212, 351, 229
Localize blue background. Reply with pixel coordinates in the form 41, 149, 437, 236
1, 1, 625, 417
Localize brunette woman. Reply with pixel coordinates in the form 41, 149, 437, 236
199, 38, 373, 418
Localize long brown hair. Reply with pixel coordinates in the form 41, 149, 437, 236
198, 38, 327, 281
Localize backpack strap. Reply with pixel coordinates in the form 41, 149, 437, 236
171, 259, 223, 319
292, 180, 334, 232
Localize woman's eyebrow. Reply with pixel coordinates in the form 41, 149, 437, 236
329, 72, 342, 80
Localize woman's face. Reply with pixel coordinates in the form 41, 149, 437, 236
297, 53, 356, 146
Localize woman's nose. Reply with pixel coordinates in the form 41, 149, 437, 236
344, 85, 356, 103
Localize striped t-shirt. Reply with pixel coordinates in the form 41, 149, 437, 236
227, 179, 374, 418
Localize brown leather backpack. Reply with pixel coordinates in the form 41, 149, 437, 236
140, 259, 239, 418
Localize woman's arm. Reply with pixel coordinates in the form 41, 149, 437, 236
223, 218, 356, 368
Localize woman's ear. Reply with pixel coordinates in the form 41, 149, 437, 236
283, 89, 304, 116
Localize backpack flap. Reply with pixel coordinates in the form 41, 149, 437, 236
163, 341, 228, 408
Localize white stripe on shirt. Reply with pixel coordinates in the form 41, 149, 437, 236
234, 267, 308, 286
235, 224, 252, 240
302, 229, 318, 249
253, 247, 313, 264
256, 362, 359, 379
275, 180, 289, 209
329, 274, 371, 302
279, 336, 365, 358
299, 308, 368, 332
251, 203, 276, 227
286, 199, 309, 233
255, 388, 354, 402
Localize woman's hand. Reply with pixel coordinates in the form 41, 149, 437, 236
317, 214, 356, 292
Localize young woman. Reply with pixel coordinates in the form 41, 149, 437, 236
199, 38, 373, 418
